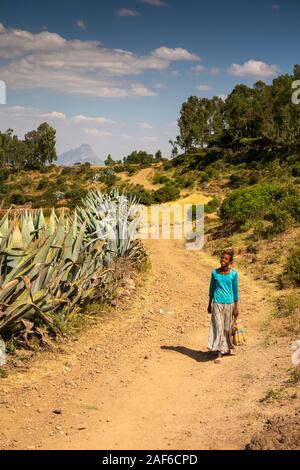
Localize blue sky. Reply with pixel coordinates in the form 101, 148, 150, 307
0, 0, 299, 159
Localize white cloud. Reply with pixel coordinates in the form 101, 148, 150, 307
0, 24, 198, 98
130, 83, 157, 96
119, 133, 158, 143
192, 65, 220, 75
192, 65, 206, 73
117, 8, 141, 17
153, 83, 166, 89
152, 47, 200, 61
136, 121, 152, 129
0, 107, 116, 128
76, 20, 86, 30
41, 111, 66, 120
137, 0, 167, 6
1, 105, 66, 120
228, 60, 280, 79
140, 135, 158, 142
196, 84, 212, 91
209, 67, 220, 76
82, 128, 113, 137
73, 114, 116, 125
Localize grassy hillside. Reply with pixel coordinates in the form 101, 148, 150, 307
1, 142, 299, 292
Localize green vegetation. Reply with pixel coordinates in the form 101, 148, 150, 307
274, 293, 300, 318
0, 190, 147, 343
176, 65, 300, 151
281, 248, 300, 287
152, 174, 170, 185
288, 369, 300, 385
122, 183, 180, 205
123, 150, 163, 166
204, 197, 221, 214
219, 183, 300, 235
0, 123, 56, 168
259, 388, 284, 403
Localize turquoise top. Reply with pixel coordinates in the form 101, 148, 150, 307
209, 268, 239, 304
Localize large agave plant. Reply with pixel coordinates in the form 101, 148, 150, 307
0, 189, 147, 336
77, 189, 144, 264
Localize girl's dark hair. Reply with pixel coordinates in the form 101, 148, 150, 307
221, 250, 234, 262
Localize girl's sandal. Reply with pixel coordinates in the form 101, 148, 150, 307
214, 358, 222, 364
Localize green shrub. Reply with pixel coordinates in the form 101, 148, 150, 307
56, 175, 67, 187
250, 220, 266, 241
0, 169, 10, 181
153, 174, 170, 185
204, 197, 221, 214
175, 175, 195, 189
65, 188, 88, 208
113, 164, 126, 173
274, 293, 300, 318
292, 162, 300, 177
32, 189, 57, 207
205, 166, 219, 179
9, 193, 26, 205
61, 166, 74, 175
125, 165, 138, 176
199, 172, 210, 183
153, 184, 180, 203
220, 183, 300, 233
36, 177, 50, 190
0, 182, 9, 194
265, 210, 295, 236
281, 248, 300, 287
123, 185, 153, 205
163, 161, 173, 171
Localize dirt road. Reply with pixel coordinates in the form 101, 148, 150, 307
0, 239, 293, 450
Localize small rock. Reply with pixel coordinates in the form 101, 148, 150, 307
159, 309, 164, 314
52, 408, 62, 415
78, 426, 87, 430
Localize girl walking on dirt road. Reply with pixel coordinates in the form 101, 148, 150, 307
207, 251, 239, 364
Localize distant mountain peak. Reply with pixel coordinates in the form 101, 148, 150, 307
57, 143, 104, 166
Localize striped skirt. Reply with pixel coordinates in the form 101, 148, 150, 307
208, 302, 234, 353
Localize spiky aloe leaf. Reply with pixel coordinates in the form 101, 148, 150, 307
46, 208, 57, 237
0, 210, 10, 237
8, 222, 24, 250
37, 208, 46, 234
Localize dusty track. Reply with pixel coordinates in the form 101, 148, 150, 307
0, 239, 294, 450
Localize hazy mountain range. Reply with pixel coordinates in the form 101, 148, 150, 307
56, 144, 104, 166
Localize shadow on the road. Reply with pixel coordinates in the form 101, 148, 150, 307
160, 346, 215, 362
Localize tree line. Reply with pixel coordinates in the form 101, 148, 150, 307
176, 65, 300, 151
0, 122, 56, 168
